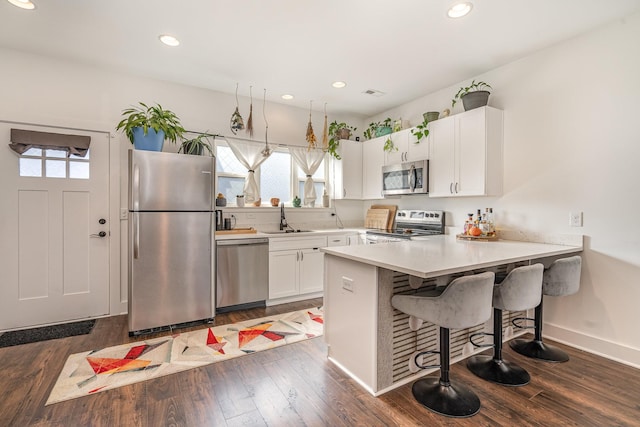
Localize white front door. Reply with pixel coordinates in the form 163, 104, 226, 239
0, 122, 110, 330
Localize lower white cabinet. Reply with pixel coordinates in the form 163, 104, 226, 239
268, 236, 327, 300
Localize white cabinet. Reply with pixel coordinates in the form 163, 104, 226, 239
384, 129, 429, 165
268, 236, 327, 300
332, 139, 362, 200
327, 232, 360, 247
429, 106, 503, 198
362, 137, 385, 199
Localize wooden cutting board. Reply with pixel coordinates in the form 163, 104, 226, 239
216, 228, 257, 235
371, 204, 397, 230
365, 208, 390, 229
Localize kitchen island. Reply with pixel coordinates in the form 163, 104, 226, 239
321, 234, 582, 396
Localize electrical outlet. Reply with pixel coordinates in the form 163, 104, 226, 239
120, 208, 128, 220
569, 211, 583, 227
246, 213, 256, 220
342, 277, 354, 292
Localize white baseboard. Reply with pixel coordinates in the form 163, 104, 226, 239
543, 322, 640, 369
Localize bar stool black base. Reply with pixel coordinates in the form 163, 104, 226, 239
412, 377, 481, 418
467, 355, 530, 386
509, 339, 569, 363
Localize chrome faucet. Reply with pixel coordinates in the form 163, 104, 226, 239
280, 202, 288, 230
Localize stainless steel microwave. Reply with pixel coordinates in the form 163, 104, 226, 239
382, 160, 429, 196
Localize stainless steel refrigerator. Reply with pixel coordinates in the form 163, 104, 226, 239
128, 149, 215, 334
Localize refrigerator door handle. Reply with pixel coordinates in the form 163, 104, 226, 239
132, 164, 140, 211
133, 212, 140, 259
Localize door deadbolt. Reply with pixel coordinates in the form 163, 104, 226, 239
99, 218, 106, 224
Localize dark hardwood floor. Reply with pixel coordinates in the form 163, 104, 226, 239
1, 298, 639, 426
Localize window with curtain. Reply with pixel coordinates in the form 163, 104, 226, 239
260, 149, 291, 203
296, 160, 325, 205
215, 144, 246, 200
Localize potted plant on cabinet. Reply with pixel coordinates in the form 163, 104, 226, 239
327, 120, 357, 160
178, 133, 214, 156
364, 118, 394, 140
451, 80, 492, 111
116, 102, 185, 151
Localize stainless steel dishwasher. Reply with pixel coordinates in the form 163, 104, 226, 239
215, 237, 269, 312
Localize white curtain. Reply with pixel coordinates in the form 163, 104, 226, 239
225, 137, 272, 203
290, 147, 325, 206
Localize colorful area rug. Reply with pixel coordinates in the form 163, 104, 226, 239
46, 307, 323, 405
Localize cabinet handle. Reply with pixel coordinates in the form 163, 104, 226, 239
343, 188, 346, 198
449, 182, 453, 194
455, 182, 459, 193
301, 251, 304, 261
296, 251, 299, 261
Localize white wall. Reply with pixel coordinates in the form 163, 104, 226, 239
364, 13, 640, 366
0, 47, 363, 315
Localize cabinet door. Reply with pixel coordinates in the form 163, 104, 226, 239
406, 129, 429, 162
384, 131, 408, 165
327, 235, 348, 247
362, 137, 385, 199
340, 140, 363, 199
299, 248, 324, 294
428, 116, 456, 197
268, 250, 299, 299
456, 107, 487, 196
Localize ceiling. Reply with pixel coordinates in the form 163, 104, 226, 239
1, 0, 640, 117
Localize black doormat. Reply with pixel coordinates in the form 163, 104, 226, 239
0, 319, 96, 348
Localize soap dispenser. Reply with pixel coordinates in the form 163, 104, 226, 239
322, 188, 330, 208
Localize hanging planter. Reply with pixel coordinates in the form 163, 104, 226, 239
230, 83, 245, 134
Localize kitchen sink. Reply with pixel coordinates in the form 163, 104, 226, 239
261, 229, 314, 234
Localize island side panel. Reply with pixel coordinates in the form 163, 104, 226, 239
324, 254, 379, 393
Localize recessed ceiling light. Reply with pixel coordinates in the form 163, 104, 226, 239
332, 81, 347, 89
7, 0, 36, 10
159, 34, 180, 47
448, 2, 473, 18
281, 94, 294, 100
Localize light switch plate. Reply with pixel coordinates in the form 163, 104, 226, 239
569, 211, 583, 227
120, 208, 128, 220
342, 277, 354, 292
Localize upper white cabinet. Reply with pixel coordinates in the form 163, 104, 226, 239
429, 106, 503, 198
362, 137, 385, 199
332, 139, 363, 200
384, 128, 429, 165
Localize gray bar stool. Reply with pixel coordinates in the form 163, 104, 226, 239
510, 255, 582, 362
391, 271, 495, 418
467, 264, 544, 386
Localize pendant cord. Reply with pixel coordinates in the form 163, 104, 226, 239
235, 83, 239, 107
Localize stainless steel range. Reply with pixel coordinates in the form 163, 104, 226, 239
366, 210, 445, 244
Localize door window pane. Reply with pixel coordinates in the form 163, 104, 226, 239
46, 149, 67, 158
261, 151, 291, 203
70, 148, 90, 159
45, 160, 66, 178
19, 158, 42, 177
69, 161, 90, 179
22, 148, 42, 156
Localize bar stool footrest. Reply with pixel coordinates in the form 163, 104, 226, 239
466, 355, 530, 386
509, 338, 569, 363
469, 332, 494, 348
412, 377, 481, 418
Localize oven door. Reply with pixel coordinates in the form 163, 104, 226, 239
382, 160, 429, 196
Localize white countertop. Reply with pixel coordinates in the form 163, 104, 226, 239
321, 234, 582, 279
214, 228, 365, 241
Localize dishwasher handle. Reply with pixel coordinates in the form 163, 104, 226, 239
216, 238, 269, 246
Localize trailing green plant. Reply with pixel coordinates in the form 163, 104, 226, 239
364, 118, 393, 140
411, 117, 430, 144
179, 133, 214, 156
116, 102, 185, 144
383, 136, 397, 153
451, 80, 492, 107
327, 120, 357, 160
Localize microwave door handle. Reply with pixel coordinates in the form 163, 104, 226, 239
409, 164, 416, 192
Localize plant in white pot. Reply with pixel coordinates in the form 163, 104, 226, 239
116, 102, 185, 151
451, 80, 492, 111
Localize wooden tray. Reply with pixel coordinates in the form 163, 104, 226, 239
456, 233, 498, 241
216, 228, 257, 235
365, 208, 390, 229
371, 204, 397, 230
